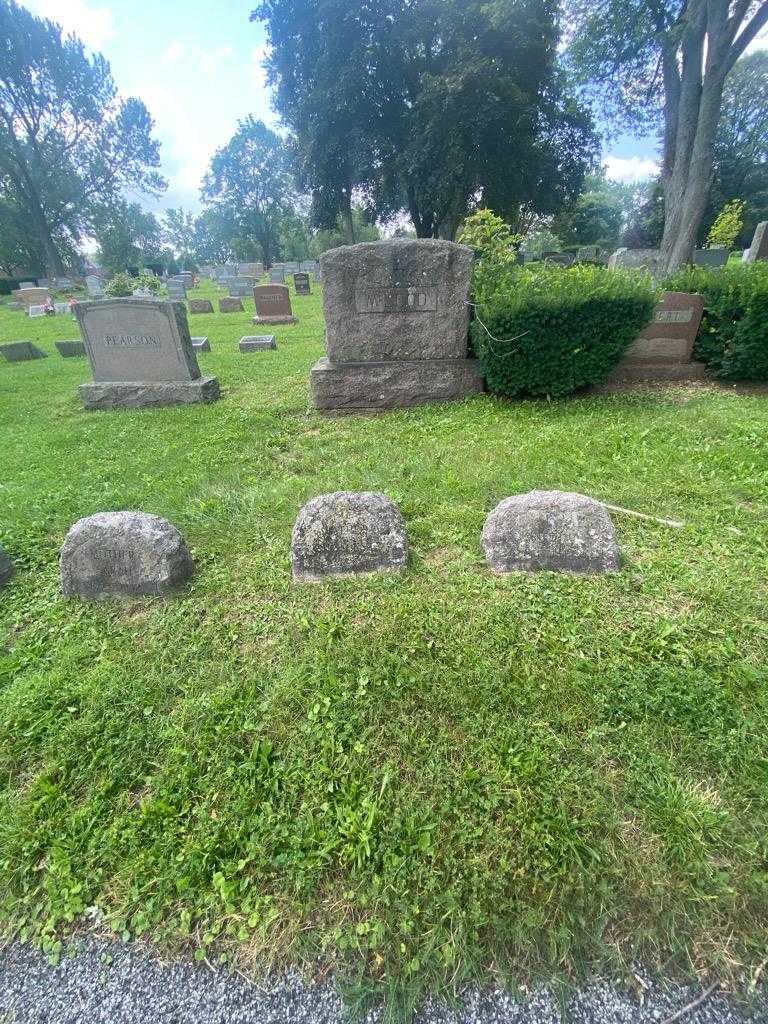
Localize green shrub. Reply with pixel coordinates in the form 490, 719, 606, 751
104, 272, 135, 297
472, 264, 656, 398
664, 262, 768, 380
135, 270, 163, 295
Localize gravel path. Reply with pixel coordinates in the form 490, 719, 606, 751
0, 939, 765, 1024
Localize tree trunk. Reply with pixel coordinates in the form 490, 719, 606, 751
28, 196, 65, 279
341, 189, 355, 244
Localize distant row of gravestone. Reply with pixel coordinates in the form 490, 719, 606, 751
0, 488, 621, 599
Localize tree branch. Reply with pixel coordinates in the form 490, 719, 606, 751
725, 1, 768, 74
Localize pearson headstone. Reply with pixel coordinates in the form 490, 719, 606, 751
188, 299, 214, 314
60, 511, 194, 599
608, 291, 707, 382
219, 297, 244, 313
0, 341, 47, 363
292, 492, 409, 582
74, 297, 220, 409
0, 544, 12, 588
293, 272, 311, 295
56, 340, 86, 358
310, 238, 483, 411
252, 285, 297, 325
239, 334, 277, 352
744, 222, 768, 263
482, 491, 620, 574
191, 336, 210, 351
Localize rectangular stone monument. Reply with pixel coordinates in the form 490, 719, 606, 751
191, 336, 210, 351
310, 239, 483, 411
28, 305, 46, 317
238, 262, 263, 277
86, 275, 104, 297
167, 280, 187, 300
229, 276, 257, 297
252, 285, 298, 325
293, 272, 311, 295
53, 276, 73, 289
693, 248, 729, 268
56, 340, 86, 358
744, 222, 768, 263
608, 248, 663, 279
239, 334, 277, 351
188, 299, 214, 313
74, 298, 220, 410
269, 269, 286, 284
54, 302, 70, 315
0, 341, 47, 362
13, 287, 51, 307
608, 291, 707, 382
19, 281, 35, 289
219, 297, 244, 313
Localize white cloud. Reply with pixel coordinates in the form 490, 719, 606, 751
160, 41, 186, 66
25, 0, 115, 50
603, 155, 660, 183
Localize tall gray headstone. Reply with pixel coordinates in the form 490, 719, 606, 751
74, 298, 220, 410
311, 239, 483, 410
86, 275, 105, 298
744, 222, 768, 263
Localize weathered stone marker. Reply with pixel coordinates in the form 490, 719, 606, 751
191, 336, 210, 351
60, 511, 194, 599
74, 298, 220, 409
311, 239, 483, 410
219, 297, 244, 313
86, 275, 105, 298
607, 248, 663, 278
0, 341, 47, 363
55, 340, 86, 358
293, 272, 311, 295
0, 544, 13, 587
12, 287, 51, 308
609, 291, 706, 382
744, 221, 768, 262
188, 299, 214, 314
229, 276, 257, 297
239, 334, 277, 352
693, 248, 728, 268
482, 491, 620, 574
167, 280, 187, 300
253, 285, 298, 325
269, 269, 286, 284
292, 491, 409, 582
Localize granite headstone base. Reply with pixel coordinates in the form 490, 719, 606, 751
252, 314, 298, 325
79, 376, 220, 410
310, 357, 484, 411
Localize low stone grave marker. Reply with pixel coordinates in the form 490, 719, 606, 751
28, 305, 46, 317
609, 291, 706, 382
0, 341, 47, 362
253, 285, 297, 325
311, 238, 482, 411
60, 511, 194, 599
56, 340, 86, 358
293, 272, 311, 295
219, 297, 244, 313
693, 248, 728, 268
239, 334, 277, 352
191, 336, 210, 352
74, 297, 220, 409
0, 544, 13, 588
292, 492, 409, 582
188, 299, 213, 314
54, 302, 70, 315
744, 221, 768, 262
482, 491, 620, 574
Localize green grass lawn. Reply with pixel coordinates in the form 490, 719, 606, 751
1, 278, 767, 1015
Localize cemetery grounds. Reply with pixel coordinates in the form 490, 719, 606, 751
0, 278, 767, 1013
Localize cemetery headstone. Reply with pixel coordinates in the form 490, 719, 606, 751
167, 280, 187, 300
56, 340, 86, 358
191, 336, 210, 352
482, 491, 620, 574
60, 511, 194, 599
693, 248, 729, 268
311, 238, 483, 410
188, 299, 214, 314
542, 251, 574, 266
238, 262, 263, 277
744, 221, 768, 262
608, 248, 663, 278
239, 334, 277, 352
0, 544, 13, 588
0, 341, 47, 363
74, 297, 220, 410
252, 285, 297, 325
13, 287, 51, 307
28, 305, 46, 317
86, 276, 105, 298
293, 272, 311, 295
269, 269, 286, 284
608, 291, 707, 382
229, 276, 257, 297
576, 245, 601, 263
54, 302, 71, 315
292, 492, 409, 582
19, 281, 34, 289
219, 297, 244, 313
53, 276, 73, 289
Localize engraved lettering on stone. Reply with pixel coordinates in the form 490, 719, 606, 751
103, 334, 162, 348
654, 309, 693, 324
354, 285, 438, 314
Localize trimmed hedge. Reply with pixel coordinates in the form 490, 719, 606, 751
664, 262, 768, 381
472, 264, 656, 398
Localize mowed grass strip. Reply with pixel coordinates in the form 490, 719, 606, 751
0, 279, 767, 1010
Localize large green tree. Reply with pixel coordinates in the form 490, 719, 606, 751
201, 117, 296, 268
92, 201, 165, 274
569, 0, 768, 273
163, 208, 197, 270
0, 0, 165, 277
253, 0, 597, 240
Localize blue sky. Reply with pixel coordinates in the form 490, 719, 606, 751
23, 0, 765, 217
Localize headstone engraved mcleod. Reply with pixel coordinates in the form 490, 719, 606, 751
311, 239, 483, 410
252, 285, 298, 325
608, 291, 707, 382
293, 272, 311, 295
744, 221, 768, 263
74, 298, 220, 410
